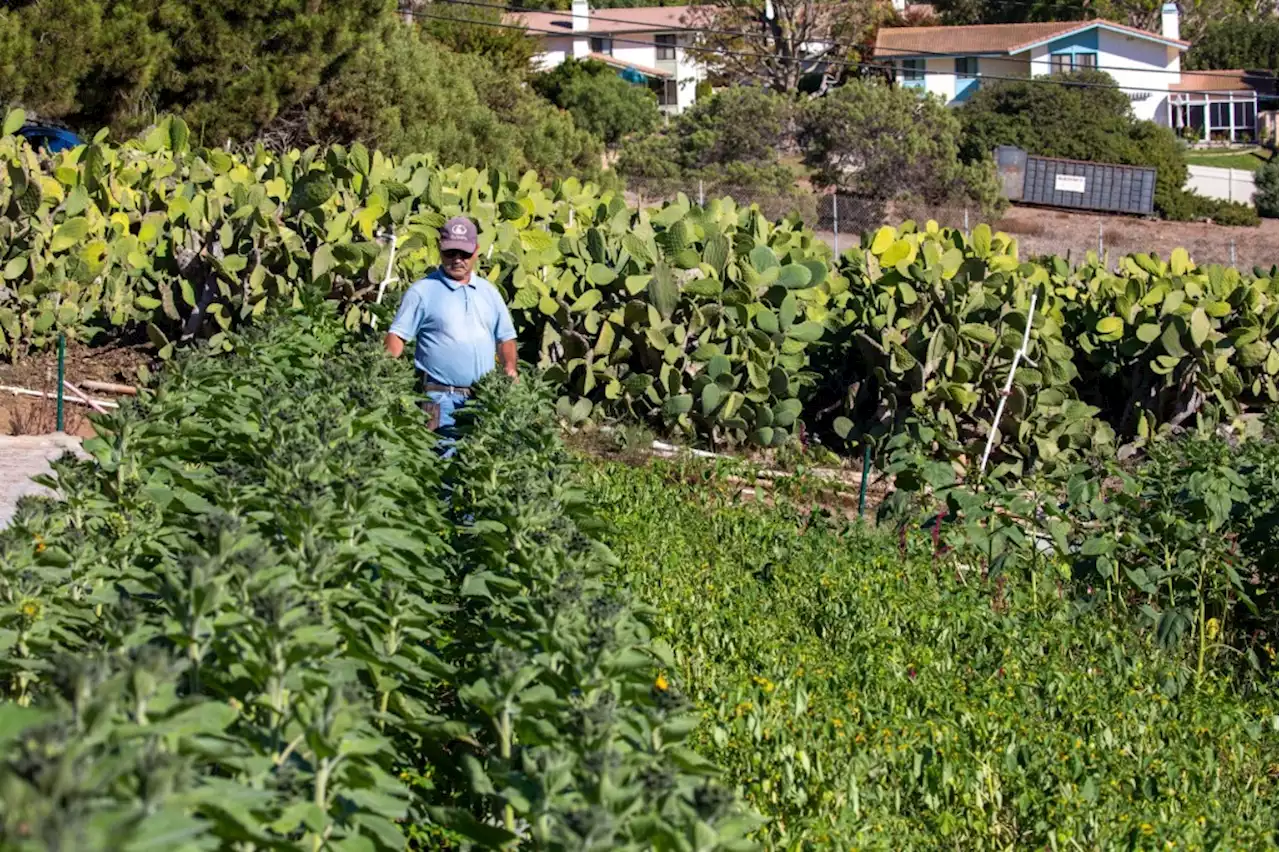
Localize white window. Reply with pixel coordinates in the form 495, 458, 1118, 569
655, 34, 676, 61
590, 36, 613, 55
901, 58, 924, 81
955, 57, 978, 78
1050, 52, 1097, 73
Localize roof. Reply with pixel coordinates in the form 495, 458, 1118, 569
503, 5, 701, 35
1169, 70, 1255, 92
874, 18, 1188, 58
585, 51, 673, 78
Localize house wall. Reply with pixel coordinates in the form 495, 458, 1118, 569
1094, 30, 1179, 125
896, 56, 1030, 105
533, 36, 574, 70
674, 35, 700, 111
1028, 30, 1181, 125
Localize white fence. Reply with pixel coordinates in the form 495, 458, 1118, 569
1185, 165, 1257, 204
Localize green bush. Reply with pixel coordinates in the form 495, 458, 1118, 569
1255, 159, 1279, 218
592, 458, 1279, 850
300, 22, 603, 181
802, 79, 1003, 215
531, 58, 662, 147
1185, 15, 1279, 73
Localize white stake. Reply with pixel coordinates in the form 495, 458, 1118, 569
979, 291, 1038, 474
370, 231, 399, 331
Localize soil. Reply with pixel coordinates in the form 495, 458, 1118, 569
991, 204, 1279, 271
564, 426, 895, 521
816, 203, 1279, 271
0, 342, 152, 437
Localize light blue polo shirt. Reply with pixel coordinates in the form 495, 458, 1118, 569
388, 268, 516, 388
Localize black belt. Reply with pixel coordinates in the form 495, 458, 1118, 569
423, 382, 472, 397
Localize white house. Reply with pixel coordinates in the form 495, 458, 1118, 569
873, 4, 1265, 142
505, 1, 706, 114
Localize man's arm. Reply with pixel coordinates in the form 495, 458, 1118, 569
385, 288, 422, 359
493, 293, 518, 379
498, 339, 517, 379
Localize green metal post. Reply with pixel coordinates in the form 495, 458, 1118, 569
56, 333, 65, 432
857, 443, 871, 518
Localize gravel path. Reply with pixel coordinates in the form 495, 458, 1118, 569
0, 434, 88, 528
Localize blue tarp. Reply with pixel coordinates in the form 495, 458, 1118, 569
17, 125, 83, 153
617, 67, 648, 85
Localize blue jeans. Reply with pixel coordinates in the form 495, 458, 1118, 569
424, 390, 468, 458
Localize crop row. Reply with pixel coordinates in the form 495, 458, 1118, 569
592, 459, 1278, 849
0, 308, 753, 851
1, 113, 1276, 474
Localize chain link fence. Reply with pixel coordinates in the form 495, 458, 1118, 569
620, 176, 1274, 271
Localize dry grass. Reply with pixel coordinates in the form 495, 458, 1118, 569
1, 393, 88, 437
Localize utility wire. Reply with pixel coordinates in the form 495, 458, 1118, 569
421, 0, 1269, 80
400, 4, 1245, 93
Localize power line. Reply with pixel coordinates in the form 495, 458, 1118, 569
400, 3, 1238, 93
422, 0, 1266, 80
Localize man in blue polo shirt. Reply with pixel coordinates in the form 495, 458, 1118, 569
384, 216, 517, 439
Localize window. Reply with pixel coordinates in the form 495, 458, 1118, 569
651, 78, 678, 106
1209, 102, 1232, 127
1049, 52, 1095, 72
1233, 101, 1256, 128
901, 58, 924, 81
955, 56, 978, 78
655, 33, 676, 60
590, 36, 613, 55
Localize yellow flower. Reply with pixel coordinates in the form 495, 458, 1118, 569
654, 674, 669, 692
1205, 618, 1220, 641
32, 534, 45, 554
19, 600, 40, 619
1140, 823, 1154, 836
831, 717, 844, 728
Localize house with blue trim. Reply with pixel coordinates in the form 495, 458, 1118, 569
873, 4, 1266, 143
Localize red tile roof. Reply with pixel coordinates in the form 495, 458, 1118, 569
1170, 70, 1254, 92
586, 51, 673, 78
874, 18, 1188, 57
504, 5, 701, 35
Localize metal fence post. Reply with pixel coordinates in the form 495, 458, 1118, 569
832, 194, 840, 256
698, 179, 704, 207
858, 443, 871, 519
1229, 238, 1236, 267
963, 207, 969, 234
56, 333, 65, 432
1096, 220, 1104, 258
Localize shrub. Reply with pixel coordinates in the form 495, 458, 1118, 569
801, 80, 1004, 217
532, 59, 661, 147
1255, 159, 1279, 218
297, 22, 603, 180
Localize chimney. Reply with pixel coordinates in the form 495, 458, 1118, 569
892, 0, 906, 13
1160, 2, 1179, 41
572, 0, 590, 32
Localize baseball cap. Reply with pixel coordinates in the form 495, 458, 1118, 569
439, 216, 478, 254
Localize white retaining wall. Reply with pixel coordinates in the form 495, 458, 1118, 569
1185, 164, 1258, 204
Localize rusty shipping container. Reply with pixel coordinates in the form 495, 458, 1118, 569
994, 146, 1157, 216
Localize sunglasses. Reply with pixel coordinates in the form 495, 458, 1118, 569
442, 249, 473, 260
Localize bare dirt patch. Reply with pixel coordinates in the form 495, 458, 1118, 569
992, 205, 1278, 270
817, 204, 1277, 270
0, 342, 150, 436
